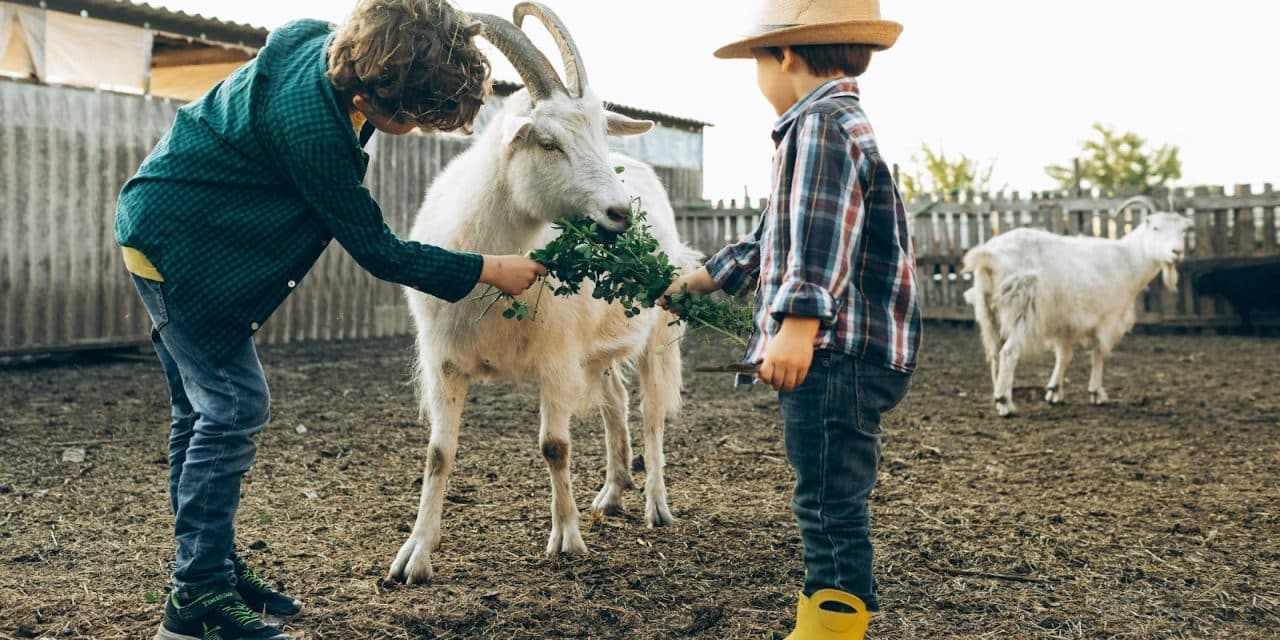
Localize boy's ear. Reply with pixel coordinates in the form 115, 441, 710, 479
502, 115, 533, 148
351, 93, 373, 116
606, 111, 654, 137
779, 47, 802, 74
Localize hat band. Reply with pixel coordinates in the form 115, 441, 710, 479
748, 23, 800, 36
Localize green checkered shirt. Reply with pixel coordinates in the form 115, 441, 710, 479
115, 19, 482, 362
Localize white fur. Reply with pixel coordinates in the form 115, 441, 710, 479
387, 89, 701, 584
962, 211, 1191, 417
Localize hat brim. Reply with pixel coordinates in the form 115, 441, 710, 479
714, 20, 903, 59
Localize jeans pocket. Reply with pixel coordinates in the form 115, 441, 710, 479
850, 360, 911, 436
132, 275, 170, 331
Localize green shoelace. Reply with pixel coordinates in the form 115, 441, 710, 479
220, 600, 263, 627
238, 567, 273, 591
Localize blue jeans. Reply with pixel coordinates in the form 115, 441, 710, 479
779, 351, 911, 612
132, 275, 271, 599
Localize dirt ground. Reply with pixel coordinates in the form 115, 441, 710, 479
1, 324, 1277, 639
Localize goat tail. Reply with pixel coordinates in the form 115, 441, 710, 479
638, 313, 685, 422
962, 247, 1001, 361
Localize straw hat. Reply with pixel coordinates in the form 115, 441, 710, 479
714, 0, 903, 59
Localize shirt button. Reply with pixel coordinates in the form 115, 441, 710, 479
250, 322, 260, 331
287, 280, 297, 288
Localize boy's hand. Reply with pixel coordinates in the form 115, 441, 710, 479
758, 316, 821, 392
656, 267, 718, 313
480, 255, 548, 295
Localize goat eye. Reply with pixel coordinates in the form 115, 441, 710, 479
538, 139, 560, 152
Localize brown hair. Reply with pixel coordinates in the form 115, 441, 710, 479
763, 44, 875, 77
328, 0, 491, 132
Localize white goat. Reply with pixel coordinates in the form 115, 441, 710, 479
962, 197, 1192, 417
387, 4, 699, 584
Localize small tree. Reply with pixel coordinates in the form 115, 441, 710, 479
1046, 123, 1182, 193
899, 144, 995, 202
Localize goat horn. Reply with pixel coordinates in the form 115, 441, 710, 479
1112, 195, 1160, 218
513, 2, 587, 98
470, 13, 565, 103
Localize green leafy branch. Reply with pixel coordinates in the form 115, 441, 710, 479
478, 176, 750, 346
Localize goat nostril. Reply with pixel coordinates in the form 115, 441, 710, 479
606, 207, 630, 224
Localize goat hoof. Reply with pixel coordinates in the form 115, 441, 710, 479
546, 527, 588, 556
388, 536, 434, 585
1045, 389, 1064, 405
1089, 389, 1109, 405
995, 397, 1017, 418
590, 487, 624, 516
645, 500, 675, 528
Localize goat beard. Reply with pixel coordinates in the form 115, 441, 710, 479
1161, 262, 1180, 292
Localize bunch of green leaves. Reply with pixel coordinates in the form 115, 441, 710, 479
475, 197, 751, 346
664, 284, 752, 347
528, 210, 677, 319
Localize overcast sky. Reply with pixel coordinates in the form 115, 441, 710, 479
152, 1, 1278, 201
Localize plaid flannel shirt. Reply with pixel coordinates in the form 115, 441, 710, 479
115, 19, 482, 363
706, 78, 921, 376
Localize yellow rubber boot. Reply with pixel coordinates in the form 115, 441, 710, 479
784, 590, 872, 640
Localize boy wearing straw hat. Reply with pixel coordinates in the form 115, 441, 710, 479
662, 1, 920, 637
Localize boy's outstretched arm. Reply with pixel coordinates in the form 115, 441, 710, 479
659, 215, 766, 310
276, 135, 545, 300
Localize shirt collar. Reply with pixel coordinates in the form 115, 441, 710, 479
772, 77, 860, 142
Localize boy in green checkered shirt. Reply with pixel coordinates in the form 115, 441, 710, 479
115, 2, 545, 638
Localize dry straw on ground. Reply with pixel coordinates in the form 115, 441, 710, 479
1, 326, 1277, 638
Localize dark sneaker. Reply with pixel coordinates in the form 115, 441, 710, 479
232, 553, 303, 619
154, 589, 290, 640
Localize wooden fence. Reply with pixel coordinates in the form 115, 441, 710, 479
3, 80, 1275, 357
910, 187, 1280, 328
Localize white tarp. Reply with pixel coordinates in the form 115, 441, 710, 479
15, 5, 43, 78
42, 10, 151, 94
0, 5, 37, 79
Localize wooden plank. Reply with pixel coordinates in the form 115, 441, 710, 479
1233, 184, 1255, 256
1, 84, 20, 350
937, 262, 952, 310
1264, 183, 1278, 256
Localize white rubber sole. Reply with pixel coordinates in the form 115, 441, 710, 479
155, 625, 290, 640
154, 628, 201, 640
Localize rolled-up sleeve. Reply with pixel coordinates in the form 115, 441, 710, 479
770, 112, 861, 326
280, 136, 482, 302
705, 222, 763, 296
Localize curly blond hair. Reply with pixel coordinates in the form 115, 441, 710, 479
328, 0, 491, 132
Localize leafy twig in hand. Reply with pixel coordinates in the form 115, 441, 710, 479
474, 193, 753, 347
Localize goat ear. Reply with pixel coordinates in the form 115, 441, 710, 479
606, 111, 654, 137
502, 116, 533, 148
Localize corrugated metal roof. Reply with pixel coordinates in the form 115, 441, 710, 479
9, 0, 269, 47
